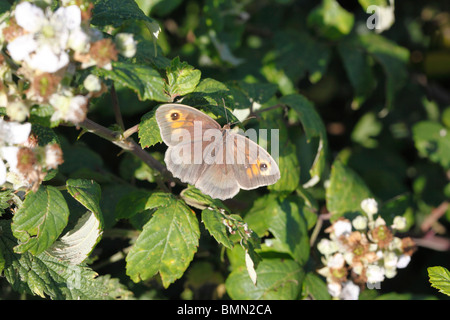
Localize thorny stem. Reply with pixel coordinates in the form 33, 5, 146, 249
78, 118, 167, 175
110, 84, 125, 131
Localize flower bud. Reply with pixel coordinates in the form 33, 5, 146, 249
392, 216, 407, 230
6, 101, 29, 122
352, 215, 368, 230
83, 74, 102, 92
361, 198, 378, 217
115, 33, 137, 58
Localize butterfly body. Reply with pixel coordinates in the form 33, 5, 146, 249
155, 104, 280, 200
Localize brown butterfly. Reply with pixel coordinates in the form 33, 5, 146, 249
155, 104, 280, 200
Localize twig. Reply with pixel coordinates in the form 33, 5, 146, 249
247, 103, 285, 120
413, 232, 450, 252
110, 84, 125, 131
78, 118, 167, 175
309, 212, 331, 247
421, 201, 449, 232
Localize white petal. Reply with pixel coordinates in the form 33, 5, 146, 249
396, 255, 411, 269
54, 5, 81, 30
7, 35, 37, 61
14, 2, 45, 33
27, 45, 69, 73
0, 160, 6, 185
1, 146, 19, 172
2, 121, 31, 144
339, 281, 360, 300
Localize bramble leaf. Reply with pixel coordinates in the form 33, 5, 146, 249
126, 197, 200, 287
12, 186, 69, 255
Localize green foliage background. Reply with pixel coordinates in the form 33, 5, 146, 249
1, 0, 450, 300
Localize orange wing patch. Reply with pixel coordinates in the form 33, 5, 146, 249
165, 110, 190, 129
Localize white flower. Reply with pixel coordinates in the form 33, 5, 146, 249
385, 267, 397, 279
7, 33, 37, 61
7, 3, 82, 73
392, 216, 407, 230
339, 281, 360, 300
83, 74, 102, 92
27, 45, 70, 73
53, 5, 81, 31
352, 215, 368, 230
14, 2, 45, 33
317, 239, 339, 256
384, 251, 398, 269
327, 282, 342, 298
6, 101, 29, 122
332, 219, 352, 237
374, 216, 386, 227
68, 27, 90, 53
115, 33, 137, 58
366, 264, 385, 283
49, 90, 87, 124
1, 146, 19, 173
396, 254, 411, 269
44, 144, 63, 169
0, 119, 31, 145
327, 253, 345, 269
0, 160, 6, 185
361, 198, 378, 216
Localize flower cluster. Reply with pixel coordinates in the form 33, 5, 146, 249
0, 0, 138, 191
0, 0, 136, 124
0, 117, 63, 190
317, 198, 416, 300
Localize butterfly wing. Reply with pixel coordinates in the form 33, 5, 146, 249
156, 104, 223, 187
155, 104, 221, 147
226, 132, 280, 190
194, 141, 240, 200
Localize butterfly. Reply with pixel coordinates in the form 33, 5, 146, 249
155, 104, 280, 200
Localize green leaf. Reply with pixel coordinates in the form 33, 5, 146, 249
0, 221, 127, 299
307, 0, 355, 40
29, 105, 60, 128
268, 197, 310, 265
303, 272, 331, 300
184, 78, 233, 111
428, 266, 450, 297
412, 121, 450, 169
139, 109, 162, 148
31, 124, 60, 146
244, 193, 282, 237
351, 112, 383, 148
201, 209, 234, 249
126, 197, 200, 287
326, 160, 373, 218
66, 179, 104, 227
280, 94, 328, 185
94, 62, 168, 102
267, 31, 331, 84
12, 186, 69, 255
358, 33, 409, 109
47, 211, 102, 265
337, 36, 377, 108
270, 141, 300, 193
180, 186, 227, 210
165, 57, 201, 100
225, 258, 304, 299
115, 189, 153, 219
0, 0, 10, 15
92, 0, 156, 27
